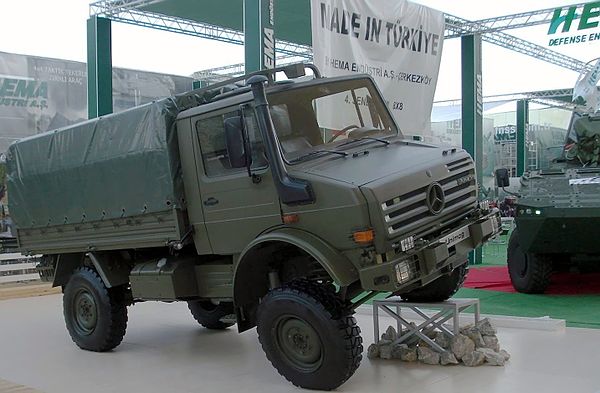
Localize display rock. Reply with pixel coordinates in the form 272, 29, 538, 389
392, 344, 418, 362
482, 335, 500, 352
369, 322, 510, 368
462, 350, 486, 367
367, 343, 380, 359
379, 343, 393, 359
417, 346, 440, 365
450, 334, 475, 360
382, 325, 398, 341
440, 351, 459, 365
475, 318, 497, 336
476, 348, 506, 366
434, 331, 451, 349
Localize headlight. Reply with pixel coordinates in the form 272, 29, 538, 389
479, 199, 491, 212
395, 260, 415, 284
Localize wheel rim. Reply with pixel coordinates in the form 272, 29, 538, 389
72, 289, 97, 336
274, 315, 323, 372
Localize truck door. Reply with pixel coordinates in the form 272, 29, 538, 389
192, 105, 282, 254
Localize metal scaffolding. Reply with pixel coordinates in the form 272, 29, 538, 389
90, 0, 593, 76
445, 2, 591, 36
89, 1, 313, 59
444, 14, 592, 74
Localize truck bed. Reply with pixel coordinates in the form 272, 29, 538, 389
6, 98, 187, 255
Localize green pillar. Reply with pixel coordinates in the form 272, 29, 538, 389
193, 80, 209, 89
243, 0, 275, 74
516, 100, 529, 176
461, 34, 483, 265
87, 16, 112, 119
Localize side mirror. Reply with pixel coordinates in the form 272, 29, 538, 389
495, 168, 510, 188
224, 116, 248, 169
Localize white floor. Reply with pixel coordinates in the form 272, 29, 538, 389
1, 294, 600, 393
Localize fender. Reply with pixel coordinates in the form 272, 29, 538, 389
236, 227, 359, 288
88, 252, 130, 288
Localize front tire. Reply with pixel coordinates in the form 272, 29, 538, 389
63, 267, 128, 352
508, 229, 552, 293
256, 281, 362, 390
187, 301, 235, 330
401, 262, 468, 302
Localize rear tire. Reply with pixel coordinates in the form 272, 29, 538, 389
256, 280, 362, 390
401, 262, 468, 302
188, 301, 235, 330
508, 229, 552, 293
63, 267, 128, 352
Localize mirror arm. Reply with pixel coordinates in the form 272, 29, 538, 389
239, 104, 253, 178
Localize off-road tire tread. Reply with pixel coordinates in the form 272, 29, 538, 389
187, 301, 235, 330
401, 262, 469, 302
63, 267, 128, 352
257, 280, 362, 390
508, 230, 552, 293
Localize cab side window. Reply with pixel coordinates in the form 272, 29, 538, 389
195, 108, 267, 177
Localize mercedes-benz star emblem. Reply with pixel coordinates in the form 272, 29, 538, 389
426, 182, 445, 215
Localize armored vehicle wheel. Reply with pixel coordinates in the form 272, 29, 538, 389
508, 229, 552, 293
256, 281, 362, 390
63, 267, 128, 352
187, 301, 235, 330
401, 262, 468, 302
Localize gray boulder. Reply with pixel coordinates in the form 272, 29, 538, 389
462, 350, 485, 367
417, 346, 440, 365
475, 318, 497, 336
434, 332, 451, 349
381, 325, 398, 341
450, 334, 475, 360
379, 343, 393, 359
440, 351, 459, 365
393, 344, 418, 362
465, 330, 486, 348
482, 335, 500, 352
499, 349, 511, 361
476, 348, 506, 366
367, 343, 380, 359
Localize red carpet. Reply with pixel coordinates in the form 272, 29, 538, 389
464, 266, 600, 295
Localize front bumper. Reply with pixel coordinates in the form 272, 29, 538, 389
358, 209, 501, 292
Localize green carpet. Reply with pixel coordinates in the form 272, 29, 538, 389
454, 288, 600, 329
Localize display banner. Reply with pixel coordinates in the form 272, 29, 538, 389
311, 0, 445, 134
573, 57, 600, 112
0, 51, 192, 153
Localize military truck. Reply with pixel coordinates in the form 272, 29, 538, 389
503, 112, 600, 294
7, 64, 500, 390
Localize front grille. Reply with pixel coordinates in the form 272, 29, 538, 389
381, 157, 477, 238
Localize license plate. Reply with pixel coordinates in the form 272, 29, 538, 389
440, 225, 470, 247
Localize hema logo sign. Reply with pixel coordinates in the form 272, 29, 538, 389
548, 1, 600, 46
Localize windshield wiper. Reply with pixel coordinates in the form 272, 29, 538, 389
338, 136, 390, 148
289, 149, 348, 163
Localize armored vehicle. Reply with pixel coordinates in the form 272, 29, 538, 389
505, 112, 600, 293
7, 64, 500, 390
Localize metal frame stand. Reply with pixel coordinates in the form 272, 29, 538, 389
373, 298, 480, 353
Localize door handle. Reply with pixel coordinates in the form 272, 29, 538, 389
203, 197, 219, 206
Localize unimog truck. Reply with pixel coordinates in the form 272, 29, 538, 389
7, 64, 500, 390
503, 111, 600, 294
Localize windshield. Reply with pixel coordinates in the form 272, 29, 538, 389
267, 78, 400, 162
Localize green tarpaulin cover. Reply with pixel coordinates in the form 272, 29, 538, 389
7, 98, 184, 229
